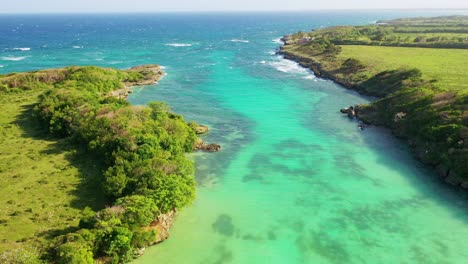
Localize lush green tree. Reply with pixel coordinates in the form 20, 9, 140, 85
56, 238, 94, 264
115, 195, 159, 228
102, 227, 134, 260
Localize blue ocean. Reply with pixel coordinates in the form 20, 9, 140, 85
2, 10, 468, 263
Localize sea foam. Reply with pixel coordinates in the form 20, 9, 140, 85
229, 39, 249, 43
1, 56, 28, 61
13, 47, 31, 51
272, 37, 283, 44
268, 56, 316, 79
269, 57, 309, 74
165, 43, 193, 47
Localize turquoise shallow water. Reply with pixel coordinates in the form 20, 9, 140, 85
1, 11, 468, 263
133, 50, 468, 264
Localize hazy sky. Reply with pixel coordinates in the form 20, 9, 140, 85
1, 0, 467, 13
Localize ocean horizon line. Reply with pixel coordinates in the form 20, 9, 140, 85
0, 8, 467, 15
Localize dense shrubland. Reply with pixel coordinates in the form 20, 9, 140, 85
0, 65, 198, 263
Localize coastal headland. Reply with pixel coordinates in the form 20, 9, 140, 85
279, 15, 468, 185
0, 65, 217, 263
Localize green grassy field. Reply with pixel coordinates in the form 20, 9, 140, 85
0, 90, 105, 253
338, 45, 468, 92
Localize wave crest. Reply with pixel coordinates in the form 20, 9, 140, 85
13, 47, 31, 51
272, 38, 283, 44
1, 56, 28, 61
229, 39, 249, 43
165, 43, 193, 47
267, 56, 315, 80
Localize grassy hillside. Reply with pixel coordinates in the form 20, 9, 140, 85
0, 65, 199, 263
339, 46, 468, 91
280, 15, 468, 184
0, 90, 105, 255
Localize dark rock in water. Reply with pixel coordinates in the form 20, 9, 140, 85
435, 164, 449, 178
461, 182, 468, 189
347, 106, 356, 119
357, 122, 367, 130
340, 105, 357, 119
204, 143, 221, 152
445, 171, 461, 186
194, 138, 221, 152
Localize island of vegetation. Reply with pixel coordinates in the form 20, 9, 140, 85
279, 16, 467, 183
0, 65, 215, 263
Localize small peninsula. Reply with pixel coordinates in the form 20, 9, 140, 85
0, 65, 214, 263
279, 16, 467, 183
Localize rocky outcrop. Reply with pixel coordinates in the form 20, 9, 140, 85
195, 125, 210, 135
109, 64, 165, 99
148, 209, 177, 245
108, 87, 133, 100
125, 65, 165, 86
194, 138, 221, 152
340, 106, 357, 119
137, 209, 177, 257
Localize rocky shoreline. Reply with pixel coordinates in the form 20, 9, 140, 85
278, 45, 466, 188
109, 64, 165, 99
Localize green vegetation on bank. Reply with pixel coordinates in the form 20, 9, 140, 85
280, 15, 468, 182
0, 66, 198, 263
283, 15, 468, 48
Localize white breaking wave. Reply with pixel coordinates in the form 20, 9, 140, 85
272, 37, 283, 44
72, 46, 84, 49
269, 57, 309, 74
0, 65, 4, 68
268, 56, 316, 79
260, 61, 266, 64
230, 39, 249, 43
1, 56, 28, 61
159, 66, 168, 76
13, 47, 31, 51
165, 43, 193, 47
